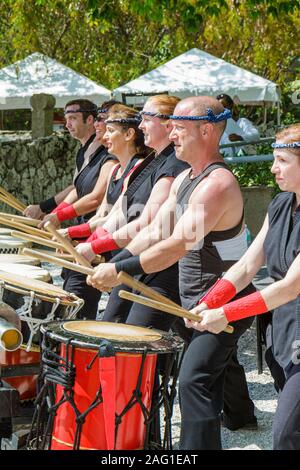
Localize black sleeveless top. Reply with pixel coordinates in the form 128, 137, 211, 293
106, 155, 141, 206
264, 192, 300, 368
74, 145, 116, 224
177, 162, 253, 310
123, 144, 189, 223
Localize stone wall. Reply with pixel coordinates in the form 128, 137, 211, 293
0, 133, 79, 212
241, 186, 273, 237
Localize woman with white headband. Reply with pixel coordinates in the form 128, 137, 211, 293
188, 123, 300, 449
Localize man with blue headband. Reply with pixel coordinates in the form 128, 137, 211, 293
88, 96, 258, 449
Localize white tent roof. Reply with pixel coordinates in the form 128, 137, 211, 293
0, 53, 111, 109
114, 48, 280, 105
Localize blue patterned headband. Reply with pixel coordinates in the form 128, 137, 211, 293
272, 142, 300, 149
97, 107, 109, 114
169, 108, 231, 123
140, 111, 170, 120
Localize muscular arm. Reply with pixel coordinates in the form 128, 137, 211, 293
108, 176, 175, 248
139, 174, 238, 273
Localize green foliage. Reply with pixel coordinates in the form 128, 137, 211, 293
0, 0, 299, 125
232, 162, 279, 194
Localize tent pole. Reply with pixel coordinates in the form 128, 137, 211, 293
277, 102, 281, 127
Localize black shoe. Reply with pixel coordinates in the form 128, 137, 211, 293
221, 413, 258, 431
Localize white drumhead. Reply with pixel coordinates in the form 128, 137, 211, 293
0, 254, 40, 266
0, 235, 31, 249
0, 227, 12, 235
0, 263, 50, 282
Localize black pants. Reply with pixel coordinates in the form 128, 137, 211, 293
62, 268, 102, 320
179, 316, 253, 450
103, 267, 180, 331
263, 343, 300, 450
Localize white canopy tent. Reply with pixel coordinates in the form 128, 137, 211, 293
114, 48, 280, 108
0, 53, 111, 109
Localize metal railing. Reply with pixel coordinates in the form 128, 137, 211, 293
221, 137, 274, 163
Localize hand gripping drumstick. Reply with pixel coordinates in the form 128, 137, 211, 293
0, 186, 26, 212
117, 271, 234, 334
44, 221, 95, 269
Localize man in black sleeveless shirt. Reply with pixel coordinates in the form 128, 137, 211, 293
23, 99, 99, 220
88, 96, 256, 449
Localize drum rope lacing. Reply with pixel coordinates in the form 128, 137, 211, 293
17, 294, 62, 352
0, 278, 84, 351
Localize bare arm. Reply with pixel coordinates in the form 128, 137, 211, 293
126, 183, 178, 254
139, 175, 237, 273
109, 176, 175, 248
39, 160, 115, 228
69, 160, 115, 216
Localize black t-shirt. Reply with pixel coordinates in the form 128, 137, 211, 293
123, 144, 189, 223
75, 133, 96, 173
106, 155, 141, 206
74, 145, 116, 224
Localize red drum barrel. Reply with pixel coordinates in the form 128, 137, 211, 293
28, 320, 184, 450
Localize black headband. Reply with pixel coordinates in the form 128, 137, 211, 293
105, 117, 142, 124
64, 107, 97, 115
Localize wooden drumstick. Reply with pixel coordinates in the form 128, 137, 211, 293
0, 216, 52, 239
23, 248, 95, 275
0, 212, 40, 227
44, 221, 95, 268
21, 247, 76, 261
117, 271, 234, 334
118, 290, 233, 334
0, 186, 26, 211
117, 271, 182, 308
11, 230, 70, 252
0, 191, 25, 212
0, 194, 24, 213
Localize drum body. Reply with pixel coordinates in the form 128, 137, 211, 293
0, 235, 31, 254
29, 321, 184, 451
52, 343, 157, 450
0, 254, 40, 266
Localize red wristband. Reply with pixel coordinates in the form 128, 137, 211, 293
51, 201, 70, 214
87, 226, 110, 242
68, 223, 91, 239
90, 233, 119, 254
56, 204, 77, 222
199, 278, 237, 309
223, 291, 268, 322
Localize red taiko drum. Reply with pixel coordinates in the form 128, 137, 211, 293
33, 320, 184, 450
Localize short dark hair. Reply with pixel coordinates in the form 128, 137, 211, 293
65, 99, 98, 122
216, 94, 234, 110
